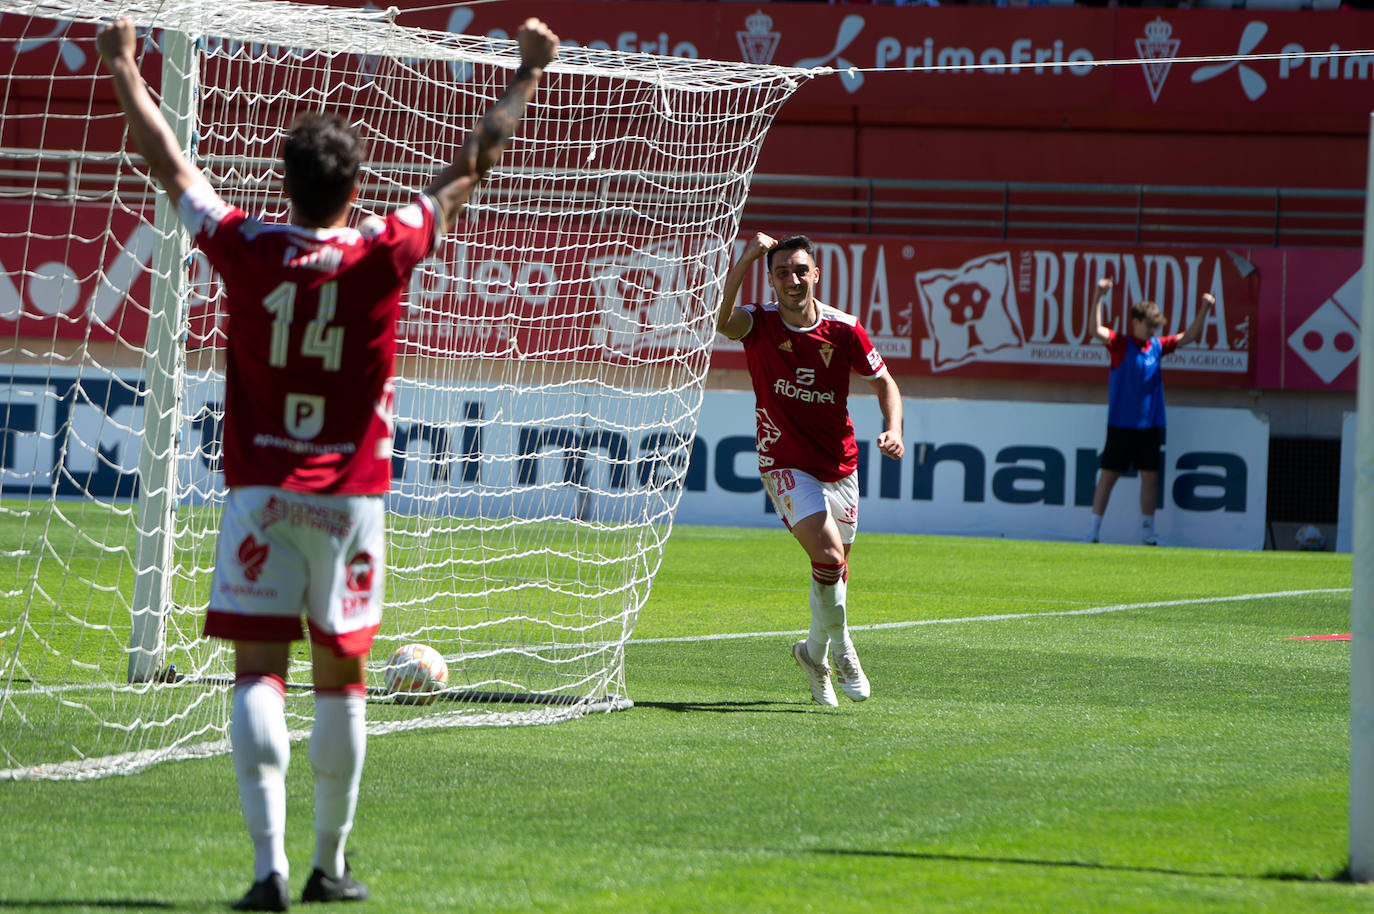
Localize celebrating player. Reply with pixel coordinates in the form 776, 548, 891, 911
1083, 277, 1215, 546
98, 16, 559, 911
717, 233, 904, 707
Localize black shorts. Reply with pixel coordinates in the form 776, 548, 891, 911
1099, 425, 1164, 473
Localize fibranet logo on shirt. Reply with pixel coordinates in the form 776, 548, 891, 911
772, 377, 836, 404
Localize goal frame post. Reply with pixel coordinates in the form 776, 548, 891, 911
1351, 111, 1374, 882
127, 27, 195, 683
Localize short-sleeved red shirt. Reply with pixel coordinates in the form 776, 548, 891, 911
739, 302, 886, 482
179, 182, 438, 494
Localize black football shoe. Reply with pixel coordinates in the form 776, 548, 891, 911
232, 873, 289, 912
301, 863, 369, 903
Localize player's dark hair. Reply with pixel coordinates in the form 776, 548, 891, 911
766, 234, 815, 271
281, 112, 365, 224
1130, 300, 1165, 330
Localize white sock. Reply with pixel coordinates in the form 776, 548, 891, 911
809, 562, 848, 664
232, 674, 290, 883
1088, 514, 1104, 538
311, 687, 367, 880
1141, 515, 1155, 532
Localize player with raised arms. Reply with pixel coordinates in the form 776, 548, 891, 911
98, 16, 559, 911
1084, 277, 1215, 546
717, 233, 905, 707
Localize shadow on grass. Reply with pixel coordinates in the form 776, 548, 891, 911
810, 848, 1354, 884
635, 699, 812, 714
0, 901, 177, 909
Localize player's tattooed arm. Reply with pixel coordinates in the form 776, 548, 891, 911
97, 18, 205, 208
426, 18, 559, 232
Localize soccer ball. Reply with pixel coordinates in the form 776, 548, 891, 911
1294, 524, 1327, 552
384, 643, 449, 704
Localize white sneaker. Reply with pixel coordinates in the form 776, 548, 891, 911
1081, 533, 1099, 544
792, 640, 837, 707
1141, 532, 1160, 546
832, 643, 870, 702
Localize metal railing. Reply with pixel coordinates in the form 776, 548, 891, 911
2, 148, 1364, 248
743, 174, 1365, 248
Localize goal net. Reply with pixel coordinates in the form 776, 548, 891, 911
0, 0, 803, 779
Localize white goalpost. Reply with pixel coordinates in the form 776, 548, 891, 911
0, 0, 805, 779
1351, 111, 1374, 882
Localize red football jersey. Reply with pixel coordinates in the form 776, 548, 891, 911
739, 302, 886, 482
178, 182, 438, 494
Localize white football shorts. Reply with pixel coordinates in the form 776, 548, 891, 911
204, 486, 385, 657
761, 467, 859, 545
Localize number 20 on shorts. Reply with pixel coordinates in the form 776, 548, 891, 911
768, 469, 796, 493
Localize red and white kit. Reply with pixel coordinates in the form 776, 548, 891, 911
181, 181, 439, 652
211, 488, 386, 656
762, 467, 861, 544
739, 301, 886, 482
179, 181, 438, 494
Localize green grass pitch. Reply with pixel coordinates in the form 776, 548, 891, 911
1, 524, 1366, 912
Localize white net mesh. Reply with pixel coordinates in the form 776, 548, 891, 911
0, 0, 803, 779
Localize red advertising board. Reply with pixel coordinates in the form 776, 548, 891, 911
3, 198, 1357, 392
3, 4, 1369, 191
0, 200, 152, 344
0, 4, 1364, 392
4, 5, 1374, 125
712, 235, 1265, 389
0, 200, 716, 369
1250, 247, 1363, 391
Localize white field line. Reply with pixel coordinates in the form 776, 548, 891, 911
3, 589, 1350, 697
627, 588, 1352, 646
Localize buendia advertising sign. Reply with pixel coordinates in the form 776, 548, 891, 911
715, 235, 1259, 388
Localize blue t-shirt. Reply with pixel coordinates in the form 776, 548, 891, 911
1106, 330, 1180, 429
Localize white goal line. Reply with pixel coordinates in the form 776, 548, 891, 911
627, 588, 1352, 646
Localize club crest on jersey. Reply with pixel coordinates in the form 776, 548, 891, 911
818, 342, 835, 368
777, 340, 793, 352
237, 534, 269, 582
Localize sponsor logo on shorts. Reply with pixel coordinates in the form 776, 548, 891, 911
345, 552, 375, 593
218, 582, 280, 600
237, 534, 269, 582
341, 553, 375, 620
259, 495, 356, 537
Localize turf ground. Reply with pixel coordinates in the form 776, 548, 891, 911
0, 525, 1365, 912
